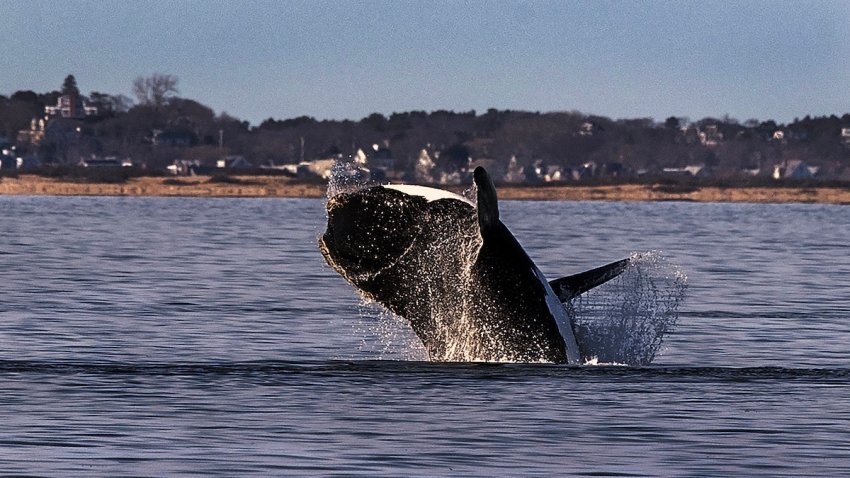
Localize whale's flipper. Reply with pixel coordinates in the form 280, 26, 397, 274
473, 166, 499, 233
549, 257, 631, 302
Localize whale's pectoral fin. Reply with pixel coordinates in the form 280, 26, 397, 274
549, 257, 631, 302
473, 166, 499, 233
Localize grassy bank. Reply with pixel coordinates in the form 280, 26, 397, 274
2, 173, 850, 204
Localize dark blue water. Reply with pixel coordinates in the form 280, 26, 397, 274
1, 196, 849, 476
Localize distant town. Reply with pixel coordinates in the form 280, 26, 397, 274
3, 73, 850, 185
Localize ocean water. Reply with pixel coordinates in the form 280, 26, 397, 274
1, 195, 849, 476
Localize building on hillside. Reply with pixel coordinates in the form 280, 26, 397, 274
662, 164, 709, 177
518, 160, 567, 183
17, 118, 46, 145
770, 130, 788, 145
45, 95, 98, 119
437, 170, 463, 185
699, 124, 723, 147
577, 121, 602, 136
502, 155, 524, 183
576, 161, 597, 180
216, 155, 253, 169
297, 159, 336, 179
522, 160, 546, 184
167, 159, 215, 175
542, 165, 563, 182
678, 125, 701, 145
773, 160, 818, 180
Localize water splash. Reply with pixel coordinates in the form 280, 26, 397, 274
352, 301, 428, 361
462, 183, 478, 203
569, 251, 688, 366
326, 159, 375, 199
357, 250, 687, 365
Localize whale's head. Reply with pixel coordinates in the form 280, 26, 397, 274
319, 187, 426, 280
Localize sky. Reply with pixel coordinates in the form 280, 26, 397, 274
2, 0, 849, 126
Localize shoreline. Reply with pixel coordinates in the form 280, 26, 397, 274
2, 174, 850, 204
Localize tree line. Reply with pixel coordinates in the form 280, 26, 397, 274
2, 74, 850, 180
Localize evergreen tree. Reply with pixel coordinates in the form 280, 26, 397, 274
62, 75, 80, 97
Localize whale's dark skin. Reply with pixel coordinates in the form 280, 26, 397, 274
319, 167, 629, 363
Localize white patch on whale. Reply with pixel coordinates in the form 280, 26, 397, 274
382, 184, 473, 204
533, 266, 581, 364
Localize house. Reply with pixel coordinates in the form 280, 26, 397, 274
296, 159, 336, 179
353, 148, 368, 166
543, 165, 563, 182
16, 118, 46, 145
842, 127, 850, 146
167, 159, 215, 176
522, 160, 546, 184
348, 147, 396, 180
167, 159, 196, 175
577, 121, 601, 137
45, 94, 97, 119
770, 130, 788, 145
773, 160, 817, 180
662, 164, 709, 177
679, 126, 701, 145
216, 155, 253, 169
502, 155, 524, 183
517, 161, 566, 183
437, 170, 463, 185
699, 124, 723, 147
576, 161, 597, 180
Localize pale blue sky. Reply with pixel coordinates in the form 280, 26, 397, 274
2, 0, 849, 125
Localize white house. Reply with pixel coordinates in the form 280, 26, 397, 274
45, 95, 98, 119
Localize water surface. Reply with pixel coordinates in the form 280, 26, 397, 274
1, 196, 849, 476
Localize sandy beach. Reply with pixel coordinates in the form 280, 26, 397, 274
2, 174, 850, 204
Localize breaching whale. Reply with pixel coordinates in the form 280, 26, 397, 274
319, 167, 630, 364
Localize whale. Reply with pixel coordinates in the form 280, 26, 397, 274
319, 167, 630, 364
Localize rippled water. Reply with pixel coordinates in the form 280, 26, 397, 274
1, 196, 849, 476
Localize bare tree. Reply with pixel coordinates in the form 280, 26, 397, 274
132, 73, 179, 110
